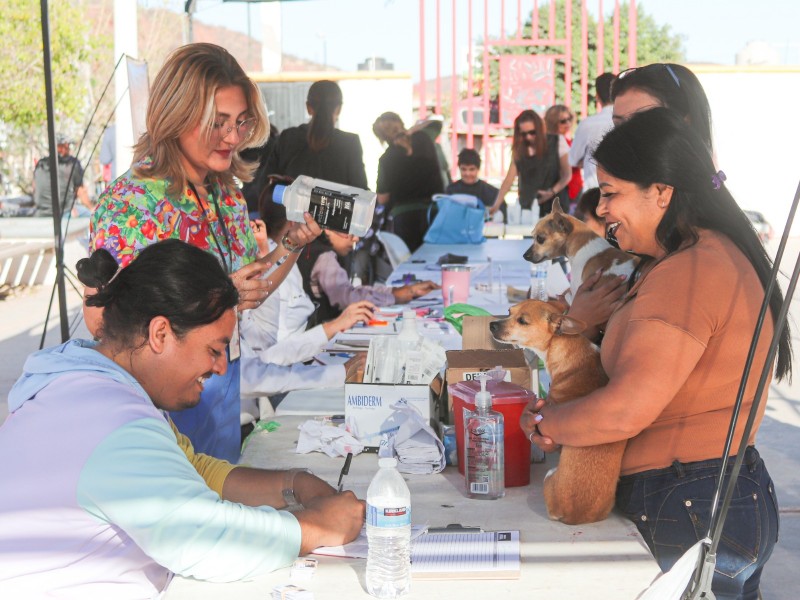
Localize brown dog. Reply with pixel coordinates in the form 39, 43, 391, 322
523, 199, 637, 299
489, 299, 626, 524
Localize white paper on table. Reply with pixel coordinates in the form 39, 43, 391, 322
340, 321, 398, 336
312, 525, 428, 559
295, 420, 364, 458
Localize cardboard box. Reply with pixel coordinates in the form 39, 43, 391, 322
434, 349, 535, 423
435, 315, 538, 423
461, 315, 514, 350
344, 372, 434, 448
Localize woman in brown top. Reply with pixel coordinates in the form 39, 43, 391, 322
525, 108, 790, 600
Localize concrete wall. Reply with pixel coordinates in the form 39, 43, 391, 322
252, 72, 413, 190
695, 66, 800, 236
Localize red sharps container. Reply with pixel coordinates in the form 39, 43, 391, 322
450, 379, 537, 487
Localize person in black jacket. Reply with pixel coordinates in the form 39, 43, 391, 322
373, 111, 444, 252
264, 80, 368, 189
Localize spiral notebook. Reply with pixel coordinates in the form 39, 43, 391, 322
410, 530, 520, 580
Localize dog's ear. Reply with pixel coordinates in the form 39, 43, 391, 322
550, 314, 587, 336
552, 199, 564, 214
552, 210, 574, 235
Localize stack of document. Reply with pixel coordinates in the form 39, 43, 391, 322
379, 401, 445, 474
394, 429, 445, 474
271, 584, 314, 599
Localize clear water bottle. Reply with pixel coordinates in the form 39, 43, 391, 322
398, 310, 421, 384
530, 262, 548, 300
397, 310, 420, 346
464, 375, 505, 499
273, 174, 376, 237
366, 457, 411, 598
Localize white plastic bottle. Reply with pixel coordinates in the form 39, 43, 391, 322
530, 262, 548, 300
397, 310, 421, 383
464, 376, 505, 499
366, 457, 411, 598
272, 174, 376, 237
397, 310, 420, 345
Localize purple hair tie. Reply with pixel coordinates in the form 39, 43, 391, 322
711, 170, 727, 190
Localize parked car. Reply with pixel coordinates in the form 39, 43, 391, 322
744, 210, 774, 244
0, 195, 36, 217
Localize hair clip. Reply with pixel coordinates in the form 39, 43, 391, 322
664, 64, 681, 88
105, 265, 124, 287
711, 170, 727, 190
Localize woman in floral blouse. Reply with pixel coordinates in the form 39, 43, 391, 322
90, 43, 321, 461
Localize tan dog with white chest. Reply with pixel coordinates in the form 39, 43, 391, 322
489, 299, 626, 524
523, 199, 637, 298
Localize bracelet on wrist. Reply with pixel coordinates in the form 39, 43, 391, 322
281, 234, 304, 254
281, 468, 312, 510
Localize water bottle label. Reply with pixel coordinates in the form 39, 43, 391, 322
470, 481, 490, 494
309, 186, 354, 233
367, 503, 411, 528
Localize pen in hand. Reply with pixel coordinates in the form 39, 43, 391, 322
337, 452, 353, 492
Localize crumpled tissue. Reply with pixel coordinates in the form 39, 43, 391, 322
296, 420, 364, 458
378, 400, 445, 474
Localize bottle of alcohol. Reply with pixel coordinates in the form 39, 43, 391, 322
464, 375, 505, 499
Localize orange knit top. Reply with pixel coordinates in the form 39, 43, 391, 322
601, 230, 774, 475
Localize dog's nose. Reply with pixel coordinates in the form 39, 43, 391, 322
489, 320, 499, 333
523, 247, 534, 263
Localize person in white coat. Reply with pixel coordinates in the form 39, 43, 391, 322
568, 72, 615, 192
239, 200, 372, 417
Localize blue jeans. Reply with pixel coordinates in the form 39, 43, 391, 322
616, 447, 779, 600
169, 358, 241, 463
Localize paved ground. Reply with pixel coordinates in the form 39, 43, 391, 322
1, 233, 799, 598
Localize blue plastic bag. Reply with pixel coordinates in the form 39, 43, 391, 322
424, 194, 486, 245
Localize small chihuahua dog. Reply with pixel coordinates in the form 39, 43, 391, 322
523, 199, 637, 298
490, 299, 626, 524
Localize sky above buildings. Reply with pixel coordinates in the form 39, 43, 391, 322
182, 0, 800, 76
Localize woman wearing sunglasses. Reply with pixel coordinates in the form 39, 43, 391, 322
89, 44, 322, 462
490, 109, 571, 220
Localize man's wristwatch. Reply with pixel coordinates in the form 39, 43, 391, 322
281, 234, 304, 254
281, 468, 312, 511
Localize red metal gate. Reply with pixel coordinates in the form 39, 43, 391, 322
417, 0, 638, 182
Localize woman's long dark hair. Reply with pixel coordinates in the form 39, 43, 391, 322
77, 240, 238, 348
611, 63, 713, 152
306, 80, 343, 153
593, 108, 791, 380
511, 110, 546, 163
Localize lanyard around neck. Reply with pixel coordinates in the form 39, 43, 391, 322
188, 180, 232, 273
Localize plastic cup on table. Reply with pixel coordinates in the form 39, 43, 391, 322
441, 264, 471, 307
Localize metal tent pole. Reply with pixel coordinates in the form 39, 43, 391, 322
39, 0, 70, 343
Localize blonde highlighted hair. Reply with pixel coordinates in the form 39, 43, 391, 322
372, 112, 412, 155
132, 43, 269, 197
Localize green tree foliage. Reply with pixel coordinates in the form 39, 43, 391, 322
0, 0, 91, 129
482, 0, 685, 117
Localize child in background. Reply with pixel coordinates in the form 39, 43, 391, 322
446, 148, 502, 221
296, 229, 439, 327
574, 188, 606, 239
